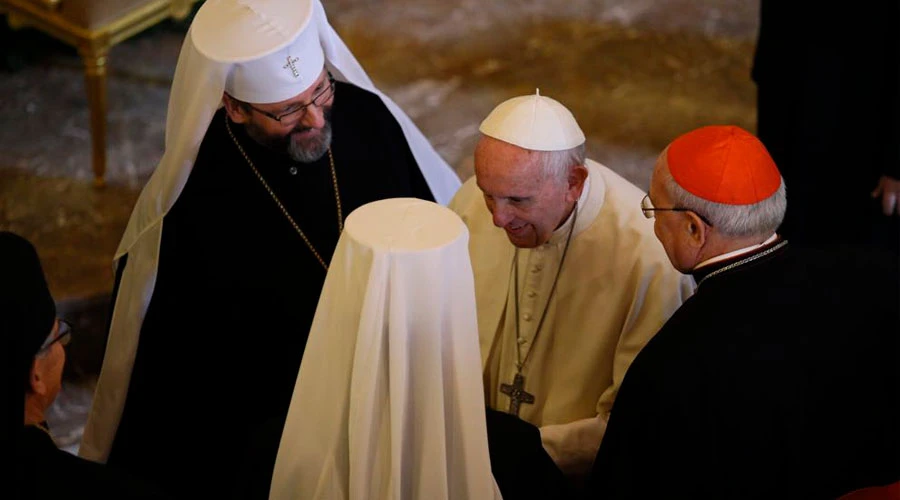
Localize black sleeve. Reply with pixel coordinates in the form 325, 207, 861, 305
486, 408, 574, 500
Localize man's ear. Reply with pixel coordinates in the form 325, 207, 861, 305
222, 94, 251, 124
29, 360, 47, 396
566, 164, 589, 203
685, 211, 709, 249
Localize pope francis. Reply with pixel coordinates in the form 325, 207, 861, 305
449, 91, 695, 478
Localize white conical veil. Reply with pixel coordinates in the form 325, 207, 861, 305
269, 198, 502, 500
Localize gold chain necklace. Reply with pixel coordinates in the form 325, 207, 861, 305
513, 203, 577, 372
499, 204, 578, 416
696, 240, 788, 288
225, 118, 343, 271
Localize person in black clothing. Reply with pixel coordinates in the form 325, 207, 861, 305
587, 126, 899, 499
1, 231, 170, 500
752, 0, 900, 254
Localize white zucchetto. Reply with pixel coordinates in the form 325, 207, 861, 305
479, 89, 586, 151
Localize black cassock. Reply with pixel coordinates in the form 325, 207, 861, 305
586, 241, 900, 499
15, 425, 170, 499
106, 82, 434, 499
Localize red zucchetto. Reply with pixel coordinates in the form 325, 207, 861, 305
666, 125, 781, 205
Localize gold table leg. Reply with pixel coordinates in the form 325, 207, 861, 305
79, 45, 108, 188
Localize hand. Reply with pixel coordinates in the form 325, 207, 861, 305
539, 415, 608, 476
871, 175, 900, 216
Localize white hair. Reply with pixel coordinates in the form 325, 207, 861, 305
661, 165, 787, 238
535, 143, 586, 183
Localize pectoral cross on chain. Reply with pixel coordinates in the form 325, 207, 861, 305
499, 373, 535, 417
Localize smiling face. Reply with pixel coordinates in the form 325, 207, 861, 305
474, 136, 583, 248
225, 68, 334, 163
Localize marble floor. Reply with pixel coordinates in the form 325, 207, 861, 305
0, 0, 760, 453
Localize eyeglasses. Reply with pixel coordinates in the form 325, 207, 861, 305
37, 319, 73, 354
244, 72, 336, 124
641, 194, 713, 226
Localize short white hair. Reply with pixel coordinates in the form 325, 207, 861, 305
535, 143, 585, 183
661, 164, 787, 238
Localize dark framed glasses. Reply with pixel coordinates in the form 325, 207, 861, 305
244, 71, 336, 124
37, 319, 73, 354
641, 194, 713, 227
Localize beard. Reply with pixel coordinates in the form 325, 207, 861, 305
245, 106, 334, 163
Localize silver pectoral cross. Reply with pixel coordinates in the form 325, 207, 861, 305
499, 373, 535, 417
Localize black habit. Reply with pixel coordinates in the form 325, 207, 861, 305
586, 241, 900, 499
105, 82, 435, 498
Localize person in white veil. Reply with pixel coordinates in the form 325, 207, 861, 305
269, 197, 501, 500
79, 1, 461, 497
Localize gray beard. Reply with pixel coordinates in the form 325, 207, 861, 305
286, 121, 332, 163
243, 107, 334, 164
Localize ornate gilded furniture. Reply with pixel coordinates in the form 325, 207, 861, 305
1, 0, 201, 186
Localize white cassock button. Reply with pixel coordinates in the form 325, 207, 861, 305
523, 313, 533, 321
517, 337, 527, 345
527, 290, 537, 298
289, 167, 298, 175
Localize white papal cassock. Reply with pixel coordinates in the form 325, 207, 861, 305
269, 198, 503, 500
449, 159, 695, 475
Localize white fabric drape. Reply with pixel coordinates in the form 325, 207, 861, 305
81, 0, 461, 462
269, 198, 502, 500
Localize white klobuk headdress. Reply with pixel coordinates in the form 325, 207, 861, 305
80, 0, 461, 461
269, 198, 502, 500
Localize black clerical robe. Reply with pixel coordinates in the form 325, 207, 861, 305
15, 425, 170, 499
106, 82, 435, 499
586, 241, 900, 499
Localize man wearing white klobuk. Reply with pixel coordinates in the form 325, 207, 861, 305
449, 92, 695, 478
81, 0, 461, 496
270, 198, 502, 500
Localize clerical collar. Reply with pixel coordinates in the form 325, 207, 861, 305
545, 173, 592, 246
694, 233, 779, 271
691, 234, 787, 286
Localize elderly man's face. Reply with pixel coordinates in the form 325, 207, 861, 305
649, 154, 696, 272
474, 136, 581, 248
